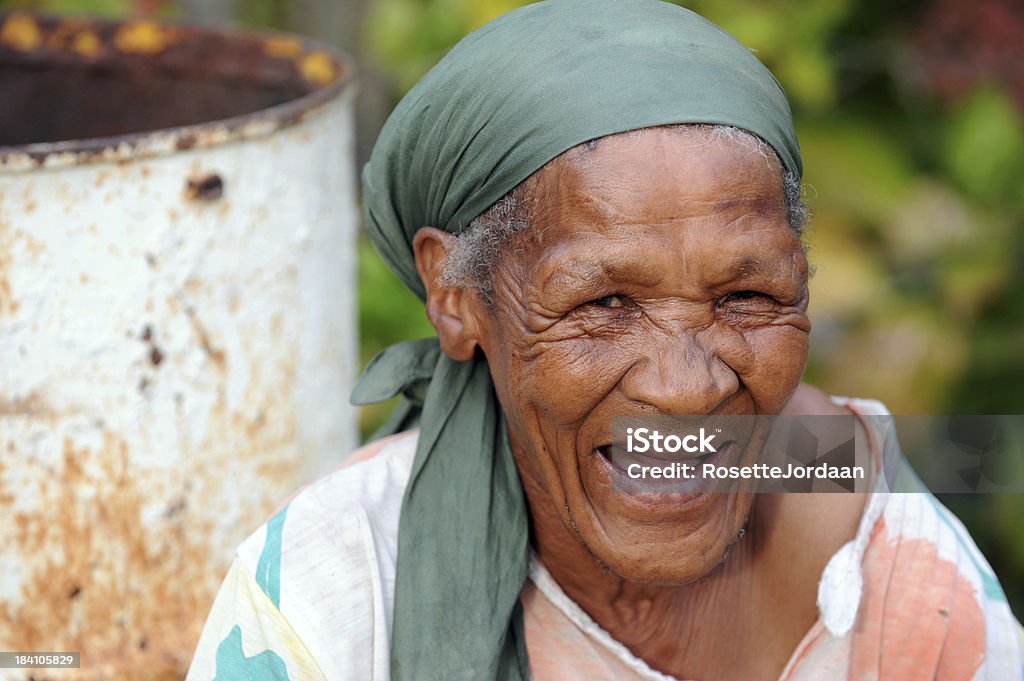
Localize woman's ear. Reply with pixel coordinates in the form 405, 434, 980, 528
412, 227, 484, 362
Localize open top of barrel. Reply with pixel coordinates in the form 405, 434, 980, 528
0, 12, 354, 171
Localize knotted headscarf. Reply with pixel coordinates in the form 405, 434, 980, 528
353, 2, 802, 679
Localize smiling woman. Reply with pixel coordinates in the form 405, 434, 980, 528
418, 127, 814, 587
185, 1, 1024, 680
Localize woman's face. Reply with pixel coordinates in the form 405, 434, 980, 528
470, 128, 811, 584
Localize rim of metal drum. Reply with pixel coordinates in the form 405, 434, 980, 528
0, 14, 354, 173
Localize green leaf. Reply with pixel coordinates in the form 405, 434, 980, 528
944, 85, 1024, 205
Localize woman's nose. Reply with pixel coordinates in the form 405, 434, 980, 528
619, 331, 739, 415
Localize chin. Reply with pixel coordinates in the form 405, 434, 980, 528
575, 491, 755, 586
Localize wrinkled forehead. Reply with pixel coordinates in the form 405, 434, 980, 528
477, 125, 805, 303
522, 125, 788, 232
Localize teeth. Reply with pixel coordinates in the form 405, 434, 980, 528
598, 443, 714, 465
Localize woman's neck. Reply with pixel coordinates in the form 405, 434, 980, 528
525, 483, 865, 681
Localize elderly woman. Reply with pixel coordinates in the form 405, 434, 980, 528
186, 1, 1023, 680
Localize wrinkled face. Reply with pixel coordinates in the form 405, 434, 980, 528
472, 128, 811, 584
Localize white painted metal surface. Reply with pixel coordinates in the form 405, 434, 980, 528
0, 15, 357, 680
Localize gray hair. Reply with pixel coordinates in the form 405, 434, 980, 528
440, 125, 809, 299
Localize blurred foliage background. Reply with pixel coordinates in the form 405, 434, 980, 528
3, 0, 1022, 614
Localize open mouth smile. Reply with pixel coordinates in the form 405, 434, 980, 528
592, 440, 740, 498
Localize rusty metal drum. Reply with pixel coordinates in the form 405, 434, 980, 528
0, 13, 357, 680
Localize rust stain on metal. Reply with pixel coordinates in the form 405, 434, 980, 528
0, 282, 11, 317
185, 172, 225, 201
0, 365, 304, 678
164, 497, 186, 519
0, 455, 10, 507
184, 306, 227, 371
0, 392, 53, 418
140, 323, 165, 367
175, 131, 198, 151
0, 13, 42, 51
0, 433, 219, 679
0, 221, 16, 317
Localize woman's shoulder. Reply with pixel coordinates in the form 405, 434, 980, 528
261, 428, 421, 527
843, 489, 1023, 679
795, 392, 1024, 675
193, 430, 420, 681
236, 429, 420, 584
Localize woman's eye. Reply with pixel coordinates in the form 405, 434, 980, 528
724, 291, 768, 302
587, 295, 628, 309
720, 290, 776, 306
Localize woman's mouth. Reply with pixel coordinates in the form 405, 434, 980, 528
593, 440, 738, 497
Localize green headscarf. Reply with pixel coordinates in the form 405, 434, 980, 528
353, 1, 802, 679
